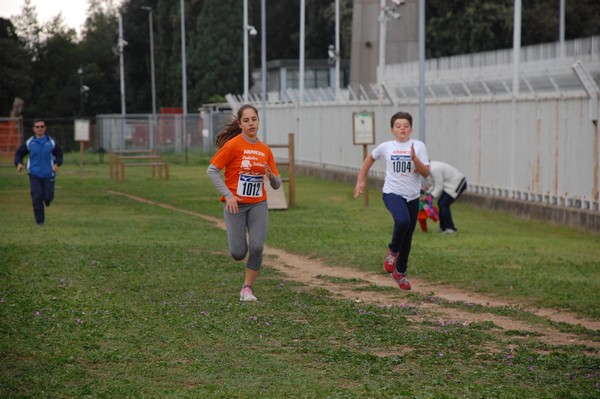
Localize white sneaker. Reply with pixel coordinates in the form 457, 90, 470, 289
240, 286, 257, 301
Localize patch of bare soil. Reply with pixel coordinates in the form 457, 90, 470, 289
109, 191, 600, 353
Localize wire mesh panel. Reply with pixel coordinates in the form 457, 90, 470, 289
97, 114, 207, 153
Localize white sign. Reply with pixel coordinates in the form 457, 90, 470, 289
353, 111, 375, 145
74, 119, 90, 142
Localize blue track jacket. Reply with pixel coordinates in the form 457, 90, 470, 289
14, 134, 64, 179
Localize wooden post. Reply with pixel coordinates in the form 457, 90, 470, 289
79, 141, 84, 175
109, 151, 114, 179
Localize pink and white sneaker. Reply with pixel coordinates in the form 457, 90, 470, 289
240, 286, 258, 301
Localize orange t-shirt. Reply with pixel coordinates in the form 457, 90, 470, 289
210, 134, 279, 204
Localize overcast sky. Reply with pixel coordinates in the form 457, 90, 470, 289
0, 0, 94, 34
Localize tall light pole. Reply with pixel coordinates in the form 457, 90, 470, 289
510, 0, 522, 197
244, 0, 249, 102
327, 0, 341, 99
243, 0, 257, 102
141, 6, 157, 116
559, 0, 565, 58
378, 0, 387, 92
118, 13, 127, 116
78, 66, 84, 116
334, 0, 340, 97
180, 0, 188, 163
180, 0, 188, 115
260, 0, 267, 140
418, 0, 425, 142
378, 0, 402, 98
299, 0, 305, 105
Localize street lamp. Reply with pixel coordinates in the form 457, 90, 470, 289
378, 0, 404, 93
141, 6, 157, 116
77, 66, 89, 116
118, 13, 127, 116
243, 0, 258, 102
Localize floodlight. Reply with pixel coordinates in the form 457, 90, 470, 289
328, 44, 336, 59
248, 25, 258, 36
384, 6, 401, 20
327, 44, 338, 65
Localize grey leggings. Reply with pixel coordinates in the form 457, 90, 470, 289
224, 200, 269, 271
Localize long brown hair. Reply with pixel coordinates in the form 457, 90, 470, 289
215, 104, 259, 148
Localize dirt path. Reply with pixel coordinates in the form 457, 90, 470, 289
109, 191, 600, 352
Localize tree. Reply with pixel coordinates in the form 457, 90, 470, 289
28, 21, 80, 117
426, 0, 513, 58
5, 0, 600, 119
7, 1, 81, 118
79, 0, 121, 116
11, 0, 41, 60
426, 0, 600, 58
188, 0, 244, 106
0, 18, 33, 116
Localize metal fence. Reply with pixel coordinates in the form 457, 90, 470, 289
95, 106, 243, 155
96, 114, 208, 154
1, 117, 94, 163
227, 37, 600, 212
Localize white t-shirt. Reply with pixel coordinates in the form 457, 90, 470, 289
371, 139, 429, 201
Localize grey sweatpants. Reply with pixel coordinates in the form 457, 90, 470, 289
224, 200, 269, 271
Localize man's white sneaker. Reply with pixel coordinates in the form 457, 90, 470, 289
240, 286, 257, 301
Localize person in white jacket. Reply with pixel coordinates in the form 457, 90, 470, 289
427, 161, 467, 233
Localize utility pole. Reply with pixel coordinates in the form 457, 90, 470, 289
118, 13, 127, 116
141, 6, 157, 116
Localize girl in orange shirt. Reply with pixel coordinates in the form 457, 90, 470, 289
207, 105, 281, 301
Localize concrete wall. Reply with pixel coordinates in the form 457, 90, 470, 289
350, 0, 419, 86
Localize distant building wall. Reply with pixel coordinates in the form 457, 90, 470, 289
350, 0, 419, 86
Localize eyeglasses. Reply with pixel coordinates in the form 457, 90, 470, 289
34, 125, 46, 129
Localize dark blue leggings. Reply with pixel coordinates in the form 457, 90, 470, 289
29, 174, 55, 224
382, 194, 419, 273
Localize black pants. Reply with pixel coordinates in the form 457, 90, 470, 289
29, 174, 55, 224
438, 178, 467, 231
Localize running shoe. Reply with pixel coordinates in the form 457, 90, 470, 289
240, 286, 257, 301
392, 270, 411, 290
383, 249, 398, 273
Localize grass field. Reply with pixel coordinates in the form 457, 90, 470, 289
1, 153, 599, 398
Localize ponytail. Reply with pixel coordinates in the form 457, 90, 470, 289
215, 104, 259, 148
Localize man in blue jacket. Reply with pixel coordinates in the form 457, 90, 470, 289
14, 119, 64, 226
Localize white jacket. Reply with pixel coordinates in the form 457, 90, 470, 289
427, 161, 466, 199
